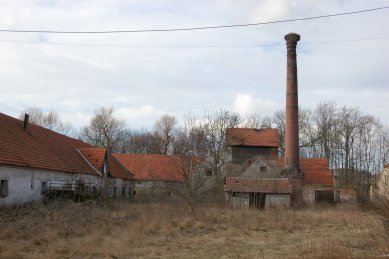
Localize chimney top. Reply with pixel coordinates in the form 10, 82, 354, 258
284, 33, 300, 42
23, 114, 29, 131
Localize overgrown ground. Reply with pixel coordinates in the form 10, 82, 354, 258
0, 200, 388, 259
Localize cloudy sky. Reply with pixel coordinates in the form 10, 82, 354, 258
0, 0, 388, 130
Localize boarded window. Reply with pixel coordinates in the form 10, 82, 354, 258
0, 180, 9, 198
41, 181, 47, 195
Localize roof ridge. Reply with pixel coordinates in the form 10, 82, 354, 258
113, 153, 177, 158
227, 127, 278, 131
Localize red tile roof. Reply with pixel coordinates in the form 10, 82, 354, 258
67, 137, 94, 148
278, 158, 333, 186
225, 177, 292, 193
78, 148, 133, 180
78, 148, 106, 171
0, 113, 97, 175
225, 128, 279, 147
108, 155, 133, 180
113, 154, 183, 181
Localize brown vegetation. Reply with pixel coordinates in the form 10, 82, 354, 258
0, 201, 388, 258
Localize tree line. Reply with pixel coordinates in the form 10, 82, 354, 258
20, 102, 389, 175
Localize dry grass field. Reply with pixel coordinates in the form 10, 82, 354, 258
0, 200, 388, 259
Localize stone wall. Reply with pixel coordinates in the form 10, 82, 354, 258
336, 188, 357, 204
302, 185, 315, 205
302, 185, 335, 205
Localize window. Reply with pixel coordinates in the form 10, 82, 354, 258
41, 181, 48, 195
260, 166, 267, 172
205, 169, 213, 177
122, 186, 126, 196
0, 180, 9, 198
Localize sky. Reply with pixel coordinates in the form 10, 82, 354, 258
0, 0, 388, 130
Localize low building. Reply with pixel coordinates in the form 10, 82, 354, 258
225, 177, 291, 209
113, 154, 183, 198
78, 148, 134, 198
0, 113, 134, 206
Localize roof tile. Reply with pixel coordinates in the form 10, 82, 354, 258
225, 128, 279, 147
278, 158, 333, 186
0, 113, 97, 175
113, 154, 183, 181
225, 177, 292, 193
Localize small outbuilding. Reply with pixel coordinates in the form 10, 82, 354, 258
225, 177, 292, 209
113, 154, 184, 198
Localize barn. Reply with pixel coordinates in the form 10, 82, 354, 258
0, 113, 134, 206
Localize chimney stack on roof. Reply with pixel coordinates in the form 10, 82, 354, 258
284, 33, 300, 170
23, 114, 29, 131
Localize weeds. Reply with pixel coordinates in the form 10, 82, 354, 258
0, 200, 388, 258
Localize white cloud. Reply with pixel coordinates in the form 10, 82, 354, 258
0, 0, 388, 129
115, 105, 164, 128
233, 93, 279, 115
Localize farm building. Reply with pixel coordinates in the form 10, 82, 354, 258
224, 128, 334, 209
78, 148, 134, 198
0, 113, 134, 206
113, 154, 184, 198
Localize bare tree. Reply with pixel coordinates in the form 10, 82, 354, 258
199, 110, 241, 186
169, 123, 209, 212
126, 129, 164, 154
272, 110, 286, 156
154, 114, 177, 155
80, 107, 127, 153
19, 107, 72, 134
268, 102, 389, 174
311, 101, 338, 166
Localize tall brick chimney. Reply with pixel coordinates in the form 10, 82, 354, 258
284, 33, 300, 170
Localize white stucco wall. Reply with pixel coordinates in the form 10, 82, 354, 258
0, 165, 134, 206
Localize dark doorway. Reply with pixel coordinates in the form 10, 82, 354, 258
249, 192, 266, 209
315, 190, 335, 204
